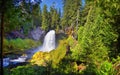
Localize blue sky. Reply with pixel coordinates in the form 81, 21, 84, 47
40, 0, 85, 13
40, 0, 63, 12
82, 0, 85, 7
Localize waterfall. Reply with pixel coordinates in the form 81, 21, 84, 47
41, 30, 56, 52
3, 30, 56, 67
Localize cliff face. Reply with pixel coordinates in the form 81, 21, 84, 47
28, 27, 45, 41
5, 27, 45, 41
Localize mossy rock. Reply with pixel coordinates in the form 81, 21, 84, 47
31, 52, 50, 66
31, 39, 68, 66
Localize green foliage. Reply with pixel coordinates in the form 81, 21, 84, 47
71, 43, 82, 62
78, 6, 117, 63
3, 0, 120, 75
50, 39, 67, 65
97, 61, 116, 75
7, 62, 78, 75
41, 5, 49, 31
61, 0, 81, 29
3, 38, 41, 54
112, 56, 120, 75
32, 4, 42, 28
4, 0, 33, 33
96, 0, 120, 17
31, 52, 50, 66
66, 35, 75, 46
83, 63, 98, 75
10, 65, 47, 75
4, 0, 43, 34
50, 7, 60, 29
66, 36, 82, 62
31, 39, 67, 66
83, 61, 116, 75
22, 22, 32, 35
3, 68, 11, 75
41, 4, 61, 31
112, 56, 120, 64
82, 61, 116, 75
54, 61, 78, 75
4, 5, 21, 32
100, 0, 120, 57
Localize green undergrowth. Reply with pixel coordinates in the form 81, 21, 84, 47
3, 36, 119, 75
4, 64, 47, 75
30, 38, 68, 67
3, 38, 41, 55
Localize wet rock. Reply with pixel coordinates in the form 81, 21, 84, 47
3, 58, 10, 67
6, 30, 25, 39
28, 27, 45, 41
9, 62, 29, 69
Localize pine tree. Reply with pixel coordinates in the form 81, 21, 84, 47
32, 4, 42, 28
41, 5, 49, 31
56, 8, 61, 31
49, 5, 61, 30
77, 0, 118, 64
3, 0, 42, 34
61, 0, 81, 30
96, 0, 120, 57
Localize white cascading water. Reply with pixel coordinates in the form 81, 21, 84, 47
3, 30, 56, 67
41, 30, 56, 52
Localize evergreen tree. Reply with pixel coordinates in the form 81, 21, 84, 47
51, 9, 59, 29
96, 0, 120, 57
3, 0, 23, 33
56, 8, 61, 31
77, 0, 118, 64
41, 5, 49, 31
2, 0, 42, 34
49, 5, 61, 30
61, 0, 81, 30
32, 4, 42, 28
50, 5, 55, 29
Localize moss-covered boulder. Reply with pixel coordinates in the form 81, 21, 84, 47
30, 39, 68, 66
31, 52, 50, 66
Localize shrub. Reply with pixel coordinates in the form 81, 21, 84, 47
112, 56, 120, 75
97, 61, 117, 75
3, 38, 41, 54
30, 39, 67, 67
83, 61, 117, 75
10, 64, 47, 75
71, 43, 82, 62
31, 52, 50, 66
50, 39, 67, 65
83, 63, 98, 75
3, 68, 11, 75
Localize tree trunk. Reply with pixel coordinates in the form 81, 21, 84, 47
1, 0, 5, 53
0, 0, 5, 73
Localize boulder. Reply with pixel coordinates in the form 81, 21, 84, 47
29, 27, 45, 41
3, 58, 10, 67
6, 30, 25, 39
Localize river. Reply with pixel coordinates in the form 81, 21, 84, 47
3, 30, 56, 67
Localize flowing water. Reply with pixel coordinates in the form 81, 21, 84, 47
41, 30, 56, 52
3, 30, 56, 67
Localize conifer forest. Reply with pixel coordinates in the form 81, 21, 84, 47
1, 0, 120, 75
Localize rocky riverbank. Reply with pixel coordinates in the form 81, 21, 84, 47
3, 46, 42, 68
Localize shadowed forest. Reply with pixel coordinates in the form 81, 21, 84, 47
1, 0, 120, 75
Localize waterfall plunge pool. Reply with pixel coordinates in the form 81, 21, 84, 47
3, 30, 57, 67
